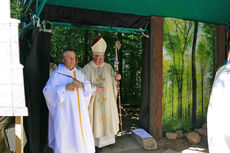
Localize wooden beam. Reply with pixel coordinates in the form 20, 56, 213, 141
16, 116, 24, 153
216, 25, 226, 68
149, 16, 164, 139
226, 31, 230, 54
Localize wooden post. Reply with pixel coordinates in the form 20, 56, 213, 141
149, 16, 164, 139
216, 25, 226, 68
226, 31, 230, 54
16, 116, 24, 153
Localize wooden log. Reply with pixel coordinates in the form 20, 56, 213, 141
131, 128, 157, 150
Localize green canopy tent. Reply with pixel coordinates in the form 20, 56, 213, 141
20, 0, 230, 153
22, 0, 230, 31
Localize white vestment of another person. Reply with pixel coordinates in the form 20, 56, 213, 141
83, 61, 119, 148
43, 64, 95, 153
207, 61, 230, 153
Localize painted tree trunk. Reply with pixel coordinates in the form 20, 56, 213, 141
192, 21, 198, 128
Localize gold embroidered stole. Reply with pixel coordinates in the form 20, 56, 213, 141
73, 71, 87, 153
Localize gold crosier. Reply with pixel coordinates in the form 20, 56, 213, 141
115, 40, 124, 145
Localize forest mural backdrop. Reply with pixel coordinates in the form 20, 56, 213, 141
162, 18, 216, 132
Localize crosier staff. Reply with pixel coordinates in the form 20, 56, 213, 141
115, 40, 123, 145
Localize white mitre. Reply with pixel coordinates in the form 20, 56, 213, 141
91, 37, 107, 55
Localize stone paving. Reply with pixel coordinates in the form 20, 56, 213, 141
100, 135, 209, 153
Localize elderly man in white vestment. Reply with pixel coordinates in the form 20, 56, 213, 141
83, 37, 121, 149
43, 50, 95, 153
207, 51, 230, 153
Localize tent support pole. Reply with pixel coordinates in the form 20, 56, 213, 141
22, 0, 33, 16
36, 0, 47, 17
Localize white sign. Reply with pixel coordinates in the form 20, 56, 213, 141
0, 1, 28, 116
0, 0, 10, 20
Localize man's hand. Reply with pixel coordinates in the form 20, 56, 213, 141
65, 80, 84, 91
96, 84, 104, 93
115, 74, 121, 81
73, 80, 84, 88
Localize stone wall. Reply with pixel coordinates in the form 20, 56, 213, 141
0, 117, 12, 153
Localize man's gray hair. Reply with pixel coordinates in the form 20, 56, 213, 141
62, 50, 76, 58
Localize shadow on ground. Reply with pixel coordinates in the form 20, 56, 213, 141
100, 105, 209, 153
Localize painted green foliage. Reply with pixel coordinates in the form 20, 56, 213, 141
163, 18, 216, 132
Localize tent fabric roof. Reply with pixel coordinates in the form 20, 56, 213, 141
33, 3, 149, 29
36, 0, 230, 26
